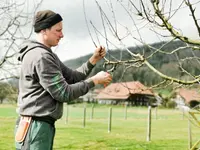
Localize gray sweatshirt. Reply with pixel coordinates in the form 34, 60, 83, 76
17, 40, 95, 120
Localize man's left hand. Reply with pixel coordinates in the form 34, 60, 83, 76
89, 46, 106, 65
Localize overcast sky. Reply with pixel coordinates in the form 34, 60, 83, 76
36, 0, 200, 61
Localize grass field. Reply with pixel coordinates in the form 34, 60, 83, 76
0, 104, 200, 150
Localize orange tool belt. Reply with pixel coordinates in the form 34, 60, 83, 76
15, 116, 32, 143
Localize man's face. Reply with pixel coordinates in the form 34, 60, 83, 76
45, 21, 64, 47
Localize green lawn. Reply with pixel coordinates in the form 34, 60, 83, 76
0, 104, 199, 150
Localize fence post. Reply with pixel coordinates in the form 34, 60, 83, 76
65, 103, 69, 124
155, 107, 157, 120
147, 106, 151, 142
83, 106, 86, 128
91, 104, 94, 120
188, 118, 192, 149
124, 104, 127, 120
108, 107, 112, 133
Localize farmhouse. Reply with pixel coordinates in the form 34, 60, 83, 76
95, 81, 155, 106
175, 88, 200, 108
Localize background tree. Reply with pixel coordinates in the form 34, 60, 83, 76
0, 0, 42, 81
0, 82, 17, 104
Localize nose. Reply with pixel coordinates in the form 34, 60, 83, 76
60, 32, 64, 38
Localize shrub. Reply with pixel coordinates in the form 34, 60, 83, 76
166, 100, 176, 108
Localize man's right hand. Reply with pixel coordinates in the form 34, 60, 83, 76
90, 71, 112, 86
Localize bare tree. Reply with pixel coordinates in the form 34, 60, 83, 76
0, 0, 42, 81
84, 0, 200, 88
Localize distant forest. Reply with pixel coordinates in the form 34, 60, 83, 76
64, 40, 200, 87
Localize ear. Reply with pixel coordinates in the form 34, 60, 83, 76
41, 29, 46, 35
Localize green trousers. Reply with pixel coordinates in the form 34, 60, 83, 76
15, 118, 55, 150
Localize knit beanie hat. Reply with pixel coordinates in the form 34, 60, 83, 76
34, 10, 63, 33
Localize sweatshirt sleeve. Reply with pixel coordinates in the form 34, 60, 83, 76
35, 53, 95, 103
59, 59, 95, 84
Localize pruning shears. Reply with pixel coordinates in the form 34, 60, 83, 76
102, 62, 116, 88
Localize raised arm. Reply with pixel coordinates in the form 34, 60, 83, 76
36, 52, 112, 103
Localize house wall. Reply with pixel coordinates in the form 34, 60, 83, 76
97, 94, 155, 106
127, 94, 152, 106
98, 99, 125, 105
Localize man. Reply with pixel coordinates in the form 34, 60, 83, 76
15, 10, 112, 150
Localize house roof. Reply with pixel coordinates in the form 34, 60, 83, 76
177, 88, 200, 103
95, 81, 154, 100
